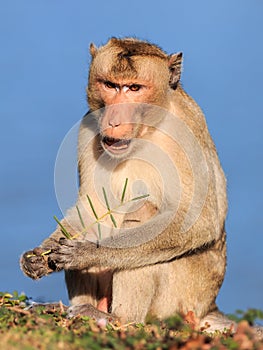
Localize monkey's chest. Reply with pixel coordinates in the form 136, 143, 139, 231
110, 158, 166, 210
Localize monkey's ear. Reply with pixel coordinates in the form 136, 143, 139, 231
168, 52, 183, 89
90, 43, 98, 58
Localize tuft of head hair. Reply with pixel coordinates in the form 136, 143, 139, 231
107, 37, 168, 60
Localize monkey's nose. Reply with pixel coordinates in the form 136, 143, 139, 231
108, 118, 121, 128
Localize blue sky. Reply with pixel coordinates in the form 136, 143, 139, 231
0, 0, 262, 315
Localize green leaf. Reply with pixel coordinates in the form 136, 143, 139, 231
121, 178, 128, 203
86, 195, 99, 220
131, 194, 150, 201
76, 205, 85, 228
53, 216, 72, 239
110, 214, 117, 228
102, 187, 110, 211
12, 291, 19, 299
18, 293, 28, 303
98, 222, 102, 240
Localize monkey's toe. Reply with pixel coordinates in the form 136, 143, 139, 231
67, 303, 117, 323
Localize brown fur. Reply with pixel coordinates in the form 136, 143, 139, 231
20, 38, 235, 331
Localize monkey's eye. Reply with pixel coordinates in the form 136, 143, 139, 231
129, 84, 141, 92
104, 81, 116, 89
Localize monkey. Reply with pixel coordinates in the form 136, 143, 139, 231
20, 37, 235, 332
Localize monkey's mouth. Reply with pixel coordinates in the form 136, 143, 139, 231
102, 136, 131, 154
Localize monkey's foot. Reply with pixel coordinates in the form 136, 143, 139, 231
26, 302, 68, 314
199, 311, 237, 334
67, 303, 118, 324
253, 326, 263, 341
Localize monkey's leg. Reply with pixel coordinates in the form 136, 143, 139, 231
150, 235, 228, 323
111, 266, 156, 324
150, 261, 236, 333
65, 269, 116, 321
110, 203, 159, 323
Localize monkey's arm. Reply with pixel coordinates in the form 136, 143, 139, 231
49, 208, 218, 271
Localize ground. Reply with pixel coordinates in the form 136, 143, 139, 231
0, 292, 263, 349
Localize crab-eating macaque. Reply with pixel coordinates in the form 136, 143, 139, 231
20, 37, 235, 332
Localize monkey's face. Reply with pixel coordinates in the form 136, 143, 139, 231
86, 38, 183, 158
89, 65, 171, 158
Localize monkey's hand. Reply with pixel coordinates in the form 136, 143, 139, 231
48, 238, 97, 271
20, 246, 59, 280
